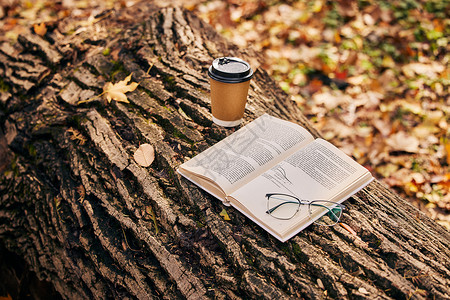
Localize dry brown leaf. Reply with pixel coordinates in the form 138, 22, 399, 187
402, 62, 445, 79
411, 172, 426, 184
377, 69, 397, 91
375, 163, 399, 178
373, 119, 391, 137
430, 174, 450, 184
358, 287, 370, 295
317, 278, 325, 290
33, 23, 47, 36
313, 91, 350, 110
103, 73, 139, 103
386, 132, 420, 153
134, 144, 155, 167
322, 119, 354, 138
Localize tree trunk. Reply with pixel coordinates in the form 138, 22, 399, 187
0, 2, 449, 299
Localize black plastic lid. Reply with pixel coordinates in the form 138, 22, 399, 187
208, 57, 253, 83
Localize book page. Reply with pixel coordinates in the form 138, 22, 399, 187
178, 114, 314, 197
229, 138, 373, 240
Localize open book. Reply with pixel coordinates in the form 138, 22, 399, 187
178, 114, 373, 242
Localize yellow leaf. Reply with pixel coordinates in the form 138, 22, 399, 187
33, 23, 47, 36
134, 144, 155, 167
103, 73, 139, 103
334, 30, 341, 43
382, 55, 395, 68
220, 209, 231, 221
312, 0, 323, 13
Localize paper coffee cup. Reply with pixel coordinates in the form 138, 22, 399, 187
208, 57, 253, 127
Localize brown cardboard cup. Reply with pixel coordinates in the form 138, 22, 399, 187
208, 57, 253, 127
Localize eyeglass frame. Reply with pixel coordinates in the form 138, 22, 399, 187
265, 193, 346, 225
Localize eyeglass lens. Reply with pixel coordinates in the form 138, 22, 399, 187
267, 194, 300, 220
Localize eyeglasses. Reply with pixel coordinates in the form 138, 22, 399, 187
265, 193, 345, 226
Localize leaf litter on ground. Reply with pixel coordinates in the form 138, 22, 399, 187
191, 0, 449, 229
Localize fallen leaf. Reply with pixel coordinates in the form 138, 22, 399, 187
134, 144, 155, 167
411, 172, 426, 184
312, 91, 350, 110
312, 0, 323, 13
33, 23, 47, 36
335, 69, 347, 80
375, 163, 399, 178
103, 73, 139, 103
386, 132, 420, 153
402, 62, 445, 79
358, 287, 370, 295
430, 173, 450, 184
0, 294, 13, 300
322, 119, 354, 138
373, 119, 391, 137
336, 0, 357, 17
382, 55, 395, 68
317, 278, 325, 289
446, 144, 450, 165
363, 13, 375, 26
220, 208, 231, 221
384, 168, 412, 187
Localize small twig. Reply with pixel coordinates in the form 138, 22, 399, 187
76, 91, 106, 105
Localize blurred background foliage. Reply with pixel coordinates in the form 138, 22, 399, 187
193, 0, 450, 229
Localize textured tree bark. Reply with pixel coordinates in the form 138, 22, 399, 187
1, 2, 449, 299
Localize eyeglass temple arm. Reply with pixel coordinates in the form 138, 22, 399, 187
309, 202, 343, 222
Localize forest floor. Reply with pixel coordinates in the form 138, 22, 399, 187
1, 0, 449, 229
